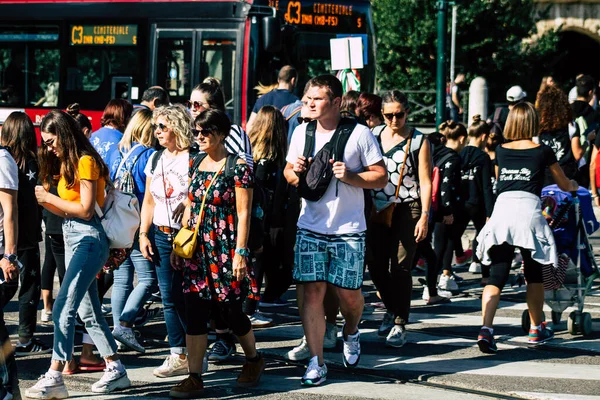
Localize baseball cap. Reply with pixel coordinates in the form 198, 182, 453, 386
506, 86, 527, 102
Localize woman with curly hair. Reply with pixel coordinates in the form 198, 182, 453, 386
537, 85, 583, 185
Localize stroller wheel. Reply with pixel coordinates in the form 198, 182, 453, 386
568, 311, 579, 335
551, 311, 562, 325
581, 312, 593, 336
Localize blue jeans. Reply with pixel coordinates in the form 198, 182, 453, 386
112, 238, 157, 326
52, 217, 117, 361
153, 228, 186, 354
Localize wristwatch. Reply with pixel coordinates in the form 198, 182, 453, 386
3, 254, 17, 264
235, 248, 250, 257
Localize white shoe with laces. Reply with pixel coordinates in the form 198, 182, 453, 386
301, 356, 327, 386
386, 324, 407, 348
342, 325, 361, 368
469, 262, 482, 273
153, 354, 189, 378
40, 310, 52, 323
287, 338, 310, 361
248, 311, 273, 328
438, 274, 459, 291
25, 373, 69, 399
91, 365, 131, 393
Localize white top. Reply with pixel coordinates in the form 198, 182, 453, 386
286, 122, 382, 235
0, 149, 18, 254
144, 151, 189, 229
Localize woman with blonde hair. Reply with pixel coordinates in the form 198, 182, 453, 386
242, 105, 287, 324
110, 108, 158, 354
139, 104, 195, 378
476, 102, 578, 354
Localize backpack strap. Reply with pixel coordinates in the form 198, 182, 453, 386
285, 106, 302, 122
333, 117, 358, 162
225, 153, 239, 178
191, 153, 208, 177
115, 143, 144, 179
436, 152, 454, 168
302, 120, 318, 158
150, 148, 165, 175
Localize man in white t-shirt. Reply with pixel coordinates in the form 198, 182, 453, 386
0, 147, 20, 399
284, 75, 386, 386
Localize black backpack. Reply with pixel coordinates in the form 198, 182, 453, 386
190, 152, 266, 251
297, 117, 357, 202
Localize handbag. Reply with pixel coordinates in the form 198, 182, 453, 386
95, 180, 141, 249
370, 132, 412, 228
172, 160, 225, 259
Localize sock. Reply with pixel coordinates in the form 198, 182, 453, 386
482, 326, 494, 335
107, 359, 125, 373
246, 353, 261, 363
530, 324, 541, 331
46, 369, 62, 379
189, 372, 201, 380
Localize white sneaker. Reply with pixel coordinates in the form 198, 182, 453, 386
469, 262, 482, 273
422, 286, 430, 301
91, 366, 131, 393
438, 275, 459, 291
113, 328, 145, 353
153, 354, 189, 378
25, 373, 68, 399
342, 325, 360, 368
301, 356, 327, 386
378, 311, 395, 337
324, 323, 338, 349
437, 287, 453, 298
40, 310, 52, 323
386, 324, 407, 348
248, 312, 273, 328
287, 338, 310, 361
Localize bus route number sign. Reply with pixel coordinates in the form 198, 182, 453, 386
70, 25, 137, 46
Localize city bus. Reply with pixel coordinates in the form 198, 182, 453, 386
0, 0, 375, 130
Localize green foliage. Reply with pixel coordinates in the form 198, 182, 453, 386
373, 0, 559, 115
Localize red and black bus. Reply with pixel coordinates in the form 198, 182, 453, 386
0, 0, 375, 130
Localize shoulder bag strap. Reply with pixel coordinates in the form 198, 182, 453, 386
194, 160, 226, 232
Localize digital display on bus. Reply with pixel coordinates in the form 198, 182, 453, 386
69, 25, 137, 46
269, 1, 368, 33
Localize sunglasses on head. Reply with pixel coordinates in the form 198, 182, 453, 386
152, 122, 170, 132
192, 128, 214, 138
297, 116, 313, 124
186, 100, 208, 110
383, 111, 406, 121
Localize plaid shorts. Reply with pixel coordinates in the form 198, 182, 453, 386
293, 228, 366, 290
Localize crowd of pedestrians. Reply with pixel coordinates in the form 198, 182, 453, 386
0, 67, 595, 399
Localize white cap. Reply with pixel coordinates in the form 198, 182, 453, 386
506, 85, 526, 102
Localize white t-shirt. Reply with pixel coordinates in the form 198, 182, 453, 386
144, 151, 189, 229
0, 149, 18, 254
286, 122, 382, 235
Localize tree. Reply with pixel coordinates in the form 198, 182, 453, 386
373, 0, 559, 122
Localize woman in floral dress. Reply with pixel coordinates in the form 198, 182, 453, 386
169, 109, 264, 399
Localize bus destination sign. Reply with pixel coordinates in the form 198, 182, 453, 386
70, 25, 137, 46
269, 1, 367, 33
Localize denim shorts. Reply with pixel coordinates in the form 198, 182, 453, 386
293, 228, 366, 290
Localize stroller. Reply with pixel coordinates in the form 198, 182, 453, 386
521, 185, 600, 336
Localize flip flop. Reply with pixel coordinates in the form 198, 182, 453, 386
79, 361, 106, 372
62, 364, 80, 375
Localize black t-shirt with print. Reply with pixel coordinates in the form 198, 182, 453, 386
539, 127, 578, 185
496, 144, 557, 197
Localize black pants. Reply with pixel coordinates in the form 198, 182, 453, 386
487, 243, 543, 289
97, 272, 114, 301
17, 247, 41, 340
185, 294, 251, 336
416, 221, 439, 296
367, 202, 420, 325
0, 282, 19, 396
41, 234, 66, 291
453, 205, 487, 263
433, 221, 462, 274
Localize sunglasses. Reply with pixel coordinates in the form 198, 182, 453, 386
42, 137, 56, 147
186, 100, 208, 110
192, 128, 214, 138
152, 122, 170, 132
383, 111, 406, 121
297, 117, 313, 124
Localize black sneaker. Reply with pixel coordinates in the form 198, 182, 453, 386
15, 338, 52, 356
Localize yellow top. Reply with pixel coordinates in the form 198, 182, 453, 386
57, 155, 106, 207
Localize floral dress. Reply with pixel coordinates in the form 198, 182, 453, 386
182, 161, 258, 302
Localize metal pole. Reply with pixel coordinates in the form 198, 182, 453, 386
450, 4, 457, 87
436, 0, 449, 127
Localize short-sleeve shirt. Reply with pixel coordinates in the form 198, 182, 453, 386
252, 89, 299, 113
144, 151, 189, 229
0, 148, 18, 254
539, 127, 578, 184
90, 126, 123, 180
57, 155, 106, 206
496, 144, 557, 197
286, 121, 382, 235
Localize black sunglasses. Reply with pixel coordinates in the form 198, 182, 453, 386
297, 116, 313, 124
192, 128, 214, 137
152, 122, 170, 132
383, 111, 406, 121
186, 100, 208, 110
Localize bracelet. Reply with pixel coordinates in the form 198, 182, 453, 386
139, 232, 149, 238
593, 195, 599, 199
422, 210, 430, 216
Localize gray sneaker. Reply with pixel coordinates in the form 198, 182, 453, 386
386, 324, 407, 348
323, 323, 338, 349
91, 366, 131, 393
25, 373, 68, 399
113, 328, 145, 353
378, 312, 395, 337
287, 338, 310, 361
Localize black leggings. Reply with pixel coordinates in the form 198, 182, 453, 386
185, 293, 251, 336
433, 221, 462, 273
487, 243, 543, 289
41, 234, 66, 290
454, 205, 487, 263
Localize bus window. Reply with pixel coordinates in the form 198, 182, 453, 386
31, 48, 60, 107
157, 37, 192, 104
201, 37, 236, 116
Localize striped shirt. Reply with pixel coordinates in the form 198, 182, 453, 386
227, 124, 254, 172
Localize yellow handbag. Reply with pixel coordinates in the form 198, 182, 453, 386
173, 161, 225, 259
